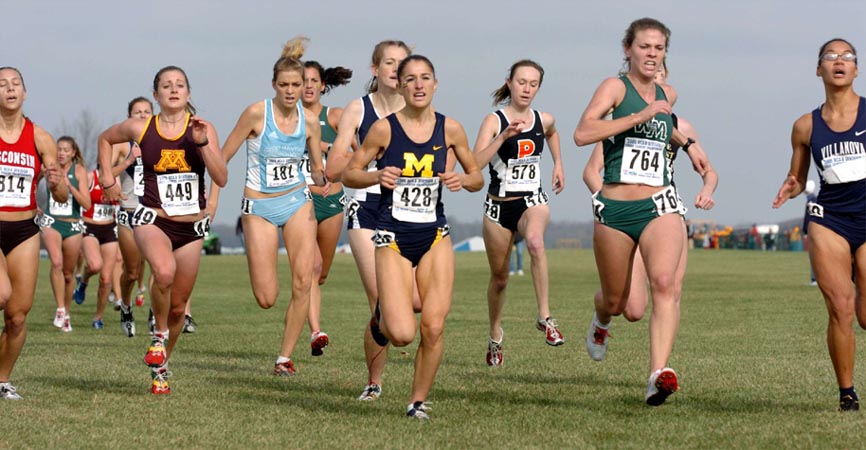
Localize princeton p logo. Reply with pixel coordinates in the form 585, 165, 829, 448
517, 139, 535, 158
154, 150, 191, 172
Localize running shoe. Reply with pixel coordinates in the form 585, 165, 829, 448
150, 367, 171, 395
406, 401, 431, 420
0, 382, 22, 400
486, 329, 504, 367
62, 315, 72, 333
536, 317, 564, 346
358, 383, 382, 401
135, 289, 146, 307
369, 303, 389, 347
53, 309, 65, 328
645, 368, 679, 406
310, 330, 329, 356
120, 306, 135, 337
73, 279, 87, 305
586, 317, 611, 361
273, 359, 296, 376
92, 319, 104, 330
840, 394, 861, 412
182, 315, 196, 334
109, 293, 121, 311
144, 337, 167, 367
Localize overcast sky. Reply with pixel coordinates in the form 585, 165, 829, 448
4, 0, 864, 226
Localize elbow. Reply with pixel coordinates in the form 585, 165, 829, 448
464, 173, 484, 192
325, 166, 341, 182
573, 130, 591, 147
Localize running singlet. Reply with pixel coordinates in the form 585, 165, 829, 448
603, 75, 673, 187
47, 164, 81, 218
487, 109, 545, 198
810, 96, 866, 212
138, 114, 207, 216
302, 106, 337, 186
82, 169, 117, 222
119, 141, 143, 209
245, 99, 307, 193
353, 95, 382, 201
0, 118, 40, 212
376, 113, 447, 228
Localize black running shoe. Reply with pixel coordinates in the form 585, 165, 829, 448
840, 394, 860, 412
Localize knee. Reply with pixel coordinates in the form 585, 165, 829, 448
169, 301, 188, 319
387, 324, 416, 348
4, 310, 29, 333
88, 260, 103, 275
124, 266, 140, 283
420, 318, 445, 345
623, 309, 644, 322
649, 273, 677, 298
827, 299, 855, 325
62, 271, 75, 285
151, 266, 175, 290
524, 234, 545, 257
99, 271, 113, 286
489, 272, 509, 292
292, 274, 312, 299
50, 258, 63, 271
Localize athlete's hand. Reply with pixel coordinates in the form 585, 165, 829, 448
310, 168, 326, 187
439, 172, 463, 192
500, 120, 526, 141
772, 175, 800, 208
694, 192, 715, 210
551, 163, 565, 195
44, 163, 62, 189
378, 166, 402, 190
130, 142, 142, 160
189, 116, 209, 146
638, 100, 672, 123
321, 181, 332, 197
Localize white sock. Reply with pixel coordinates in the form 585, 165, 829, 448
120, 303, 130, 314
276, 356, 291, 364
593, 313, 610, 329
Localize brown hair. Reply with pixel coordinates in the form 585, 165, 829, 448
818, 38, 858, 66
273, 36, 308, 83
0, 66, 25, 91
621, 18, 671, 73
366, 40, 412, 93
152, 66, 197, 115
57, 136, 83, 165
491, 60, 545, 106
304, 61, 352, 95
397, 55, 436, 81
127, 96, 153, 117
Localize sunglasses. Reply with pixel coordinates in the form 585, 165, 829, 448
820, 52, 857, 62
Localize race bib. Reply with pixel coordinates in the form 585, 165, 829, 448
131, 204, 158, 227
134, 160, 144, 197
193, 215, 210, 237
523, 190, 549, 208
0, 165, 34, 207
621, 137, 665, 186
651, 185, 686, 216
49, 198, 73, 216
266, 157, 301, 188
483, 197, 500, 222
35, 212, 55, 228
591, 192, 605, 223
821, 153, 866, 184
392, 177, 439, 223
505, 156, 540, 192
157, 173, 199, 216
91, 203, 116, 222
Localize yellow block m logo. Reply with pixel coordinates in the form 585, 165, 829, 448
154, 150, 191, 172
402, 153, 433, 177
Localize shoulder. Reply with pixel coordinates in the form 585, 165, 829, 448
444, 116, 467, 136
539, 111, 556, 129
32, 124, 55, 152
479, 112, 501, 130
243, 101, 266, 120
661, 84, 678, 105
792, 112, 813, 135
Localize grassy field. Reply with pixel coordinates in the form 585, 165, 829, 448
2, 248, 863, 449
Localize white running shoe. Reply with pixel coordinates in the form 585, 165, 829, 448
645, 367, 679, 406
406, 401, 431, 420
358, 383, 382, 401
62, 315, 72, 333
486, 328, 504, 367
0, 382, 22, 400
586, 315, 611, 361
53, 309, 65, 328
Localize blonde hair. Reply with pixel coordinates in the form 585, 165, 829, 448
272, 36, 309, 82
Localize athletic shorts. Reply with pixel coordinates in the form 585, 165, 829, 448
807, 202, 866, 254
241, 188, 311, 228
483, 191, 549, 232
82, 221, 118, 245
313, 190, 346, 223
38, 215, 83, 240
149, 216, 206, 251
592, 185, 685, 242
0, 218, 40, 255
346, 194, 380, 231
372, 224, 450, 267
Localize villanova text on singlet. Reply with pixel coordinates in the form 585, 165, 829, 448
810, 96, 866, 212
0, 118, 40, 212
137, 114, 207, 216
487, 109, 545, 198
603, 75, 673, 187
376, 112, 448, 229
353, 95, 383, 201
47, 164, 81, 218
245, 99, 307, 194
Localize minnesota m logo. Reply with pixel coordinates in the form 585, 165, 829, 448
154, 150, 191, 172
403, 153, 434, 177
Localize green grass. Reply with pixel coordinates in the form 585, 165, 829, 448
3, 249, 863, 449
